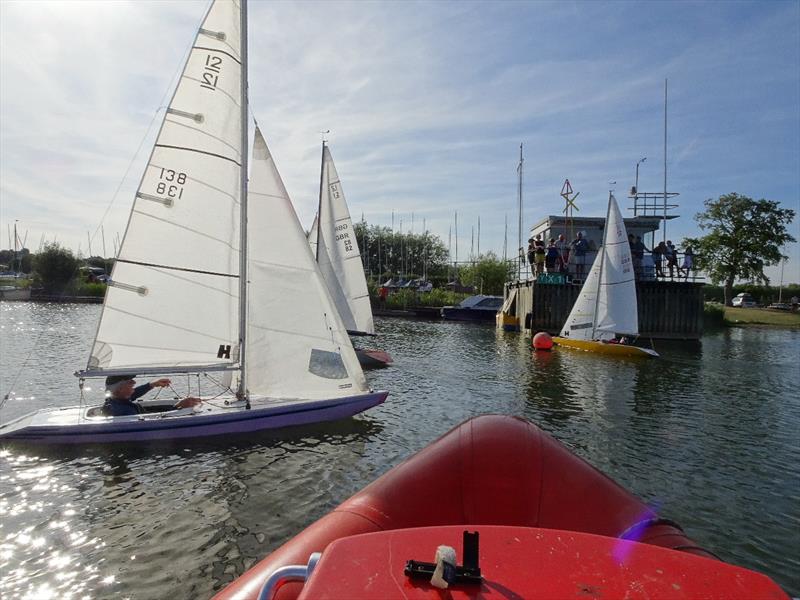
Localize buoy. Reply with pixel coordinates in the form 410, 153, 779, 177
532, 331, 553, 351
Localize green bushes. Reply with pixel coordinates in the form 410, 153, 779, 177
703, 302, 726, 327
382, 288, 469, 309
76, 282, 107, 297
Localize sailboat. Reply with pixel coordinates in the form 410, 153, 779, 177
0, 0, 387, 444
553, 193, 658, 358
309, 142, 393, 369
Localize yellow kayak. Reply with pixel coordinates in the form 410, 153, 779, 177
553, 337, 659, 358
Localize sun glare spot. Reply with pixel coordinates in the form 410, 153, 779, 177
48, 552, 72, 568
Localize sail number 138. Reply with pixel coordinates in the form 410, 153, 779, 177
157, 168, 187, 199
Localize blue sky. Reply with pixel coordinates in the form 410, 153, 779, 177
1, 0, 798, 283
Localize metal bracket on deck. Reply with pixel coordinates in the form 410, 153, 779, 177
404, 530, 482, 585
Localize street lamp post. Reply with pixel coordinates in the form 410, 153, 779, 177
634, 157, 646, 216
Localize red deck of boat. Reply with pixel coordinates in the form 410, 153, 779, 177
299, 525, 786, 599
215, 415, 786, 600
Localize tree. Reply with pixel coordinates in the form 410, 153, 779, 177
34, 242, 81, 294
353, 222, 449, 282
459, 252, 513, 295
684, 193, 795, 305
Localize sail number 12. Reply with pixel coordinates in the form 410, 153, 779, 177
200, 54, 222, 91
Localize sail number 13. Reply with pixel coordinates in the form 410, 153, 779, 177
157, 168, 187, 199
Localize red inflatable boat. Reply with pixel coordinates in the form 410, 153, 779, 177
215, 415, 787, 600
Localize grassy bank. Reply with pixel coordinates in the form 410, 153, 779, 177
723, 306, 800, 328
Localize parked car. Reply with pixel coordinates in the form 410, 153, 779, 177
731, 293, 757, 308
767, 303, 791, 311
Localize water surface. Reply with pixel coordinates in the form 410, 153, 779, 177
0, 302, 798, 598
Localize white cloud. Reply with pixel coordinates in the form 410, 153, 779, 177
1, 0, 797, 281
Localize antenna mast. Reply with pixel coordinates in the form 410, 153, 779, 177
517, 143, 524, 280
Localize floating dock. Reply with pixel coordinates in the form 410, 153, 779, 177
503, 278, 704, 340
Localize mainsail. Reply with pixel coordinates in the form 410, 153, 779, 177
560, 193, 638, 341
86, 0, 243, 375
246, 128, 367, 399
314, 144, 374, 335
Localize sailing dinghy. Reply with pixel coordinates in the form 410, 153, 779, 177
554, 193, 658, 358
0, 0, 387, 444
308, 142, 393, 369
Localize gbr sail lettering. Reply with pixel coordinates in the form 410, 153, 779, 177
335, 223, 353, 253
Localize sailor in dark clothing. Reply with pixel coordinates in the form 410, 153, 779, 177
102, 375, 201, 416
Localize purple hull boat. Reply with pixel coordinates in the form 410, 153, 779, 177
0, 392, 388, 445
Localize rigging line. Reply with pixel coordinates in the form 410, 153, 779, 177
116, 258, 238, 278
202, 372, 235, 397
1, 325, 50, 406
89, 12, 204, 250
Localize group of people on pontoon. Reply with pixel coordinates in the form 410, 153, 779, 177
527, 232, 590, 279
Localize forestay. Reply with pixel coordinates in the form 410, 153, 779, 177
86, 0, 243, 375
315, 144, 374, 335
246, 128, 368, 399
560, 194, 638, 341
307, 215, 319, 258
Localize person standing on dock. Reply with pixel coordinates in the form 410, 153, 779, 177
681, 246, 693, 280
556, 234, 569, 273
570, 232, 588, 280
632, 236, 646, 278
666, 241, 679, 279
527, 238, 536, 275
545, 239, 560, 273
652, 242, 666, 278
533, 235, 546, 276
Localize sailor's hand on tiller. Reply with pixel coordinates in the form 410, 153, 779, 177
175, 397, 202, 409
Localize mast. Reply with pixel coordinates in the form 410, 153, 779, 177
591, 192, 613, 340
237, 0, 249, 401
663, 78, 668, 245
13, 221, 18, 272
517, 143, 524, 280
316, 140, 325, 262
503, 213, 508, 264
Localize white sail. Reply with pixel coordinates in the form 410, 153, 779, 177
87, 0, 243, 375
560, 193, 638, 341
560, 251, 603, 341
246, 128, 368, 399
594, 195, 638, 337
315, 144, 374, 335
